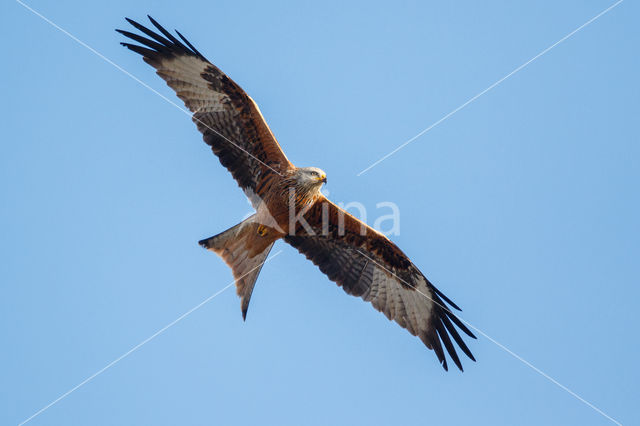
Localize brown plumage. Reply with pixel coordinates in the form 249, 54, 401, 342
118, 16, 476, 371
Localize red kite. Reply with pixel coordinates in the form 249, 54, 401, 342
118, 16, 475, 371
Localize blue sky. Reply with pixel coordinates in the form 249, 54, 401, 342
2, 0, 638, 425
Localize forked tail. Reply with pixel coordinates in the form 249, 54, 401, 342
199, 215, 275, 319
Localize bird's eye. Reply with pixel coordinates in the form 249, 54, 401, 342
312, 171, 319, 177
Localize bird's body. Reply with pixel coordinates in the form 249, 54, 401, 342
118, 16, 476, 371
210, 166, 327, 260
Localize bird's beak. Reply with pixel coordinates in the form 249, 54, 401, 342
321, 175, 327, 184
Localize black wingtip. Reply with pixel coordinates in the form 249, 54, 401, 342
435, 319, 463, 371
175, 29, 205, 59
432, 286, 462, 311
119, 42, 157, 58
147, 15, 182, 46
118, 15, 208, 63
440, 314, 475, 363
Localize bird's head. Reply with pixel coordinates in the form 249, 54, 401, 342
294, 166, 327, 194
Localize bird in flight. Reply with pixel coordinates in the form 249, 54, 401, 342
118, 16, 476, 371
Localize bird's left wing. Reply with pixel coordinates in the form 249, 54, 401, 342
117, 16, 293, 207
285, 196, 476, 371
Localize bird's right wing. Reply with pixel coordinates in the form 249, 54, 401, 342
284, 196, 476, 371
118, 16, 292, 206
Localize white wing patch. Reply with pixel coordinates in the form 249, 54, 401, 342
156, 56, 230, 113
365, 263, 434, 339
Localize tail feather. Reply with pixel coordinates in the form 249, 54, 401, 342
199, 216, 275, 319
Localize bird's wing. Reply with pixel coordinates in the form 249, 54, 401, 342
118, 16, 292, 207
284, 196, 476, 371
